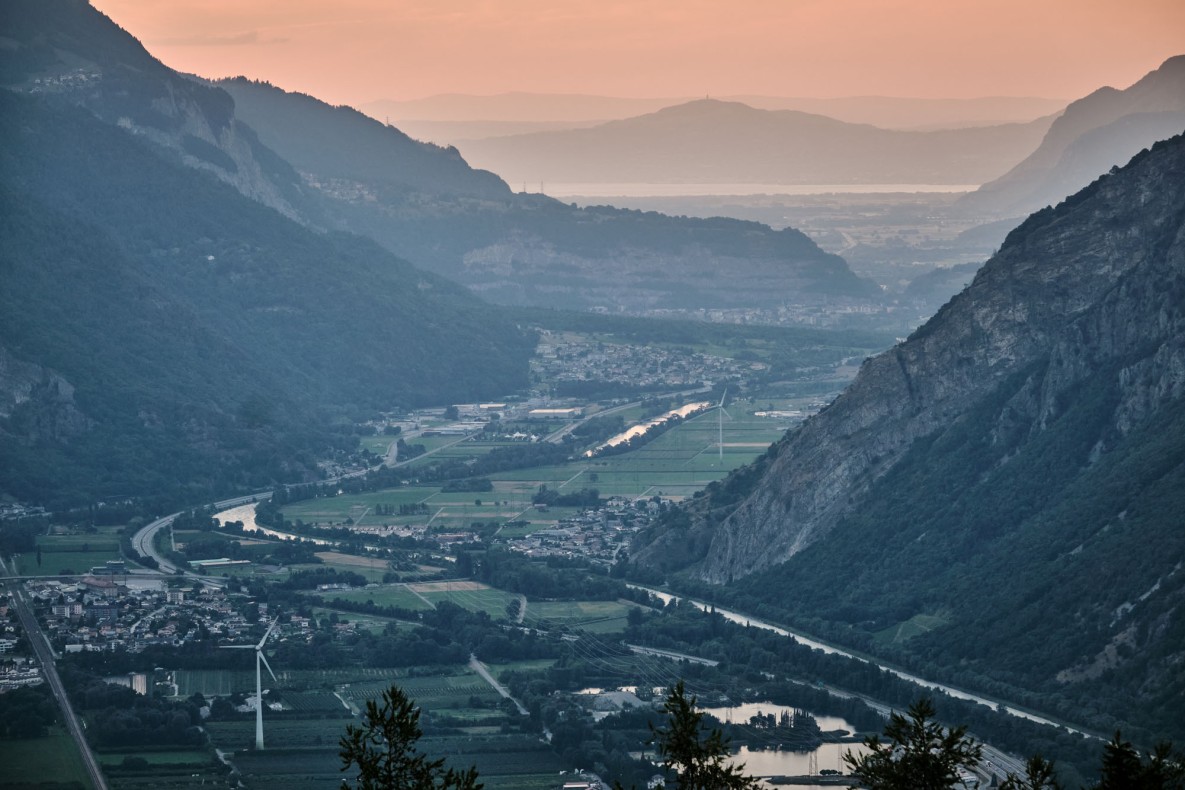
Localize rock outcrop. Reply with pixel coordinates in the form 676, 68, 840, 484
635, 132, 1185, 584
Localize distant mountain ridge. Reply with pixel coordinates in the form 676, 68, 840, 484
961, 55, 1185, 217
217, 79, 880, 311
632, 133, 1185, 742
455, 98, 1053, 186
362, 92, 1064, 131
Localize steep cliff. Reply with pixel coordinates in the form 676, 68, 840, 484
637, 133, 1185, 583
632, 134, 1185, 739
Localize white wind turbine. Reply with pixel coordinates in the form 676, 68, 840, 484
221, 618, 279, 750
717, 389, 732, 462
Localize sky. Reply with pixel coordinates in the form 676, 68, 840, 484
91, 0, 1185, 108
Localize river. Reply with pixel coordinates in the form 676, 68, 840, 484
212, 503, 336, 547
587, 401, 711, 456
631, 585, 1090, 737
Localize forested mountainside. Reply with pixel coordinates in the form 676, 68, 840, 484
218, 78, 878, 311
632, 133, 1185, 743
961, 55, 1185, 218
0, 89, 531, 509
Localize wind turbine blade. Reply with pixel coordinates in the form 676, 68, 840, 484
256, 617, 278, 650
219, 645, 254, 649
258, 650, 278, 684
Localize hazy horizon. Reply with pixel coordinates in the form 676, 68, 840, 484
90, 0, 1184, 111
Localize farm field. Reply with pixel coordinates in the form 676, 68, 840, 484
412, 581, 521, 618
279, 396, 799, 535
197, 663, 566, 790
314, 583, 434, 610
15, 528, 125, 575
0, 726, 92, 788
524, 599, 636, 634
98, 749, 215, 766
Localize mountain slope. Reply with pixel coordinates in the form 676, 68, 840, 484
961, 55, 1185, 217
632, 134, 1185, 741
0, 87, 532, 508
217, 77, 511, 200
217, 81, 880, 311
456, 99, 1053, 185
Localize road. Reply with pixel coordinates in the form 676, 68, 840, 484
468, 654, 528, 715
131, 491, 273, 581
1, 555, 108, 790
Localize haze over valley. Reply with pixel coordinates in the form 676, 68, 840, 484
2, 2, 1185, 789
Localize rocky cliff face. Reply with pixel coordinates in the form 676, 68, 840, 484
0, 346, 91, 444
637, 133, 1185, 584
0, 0, 311, 220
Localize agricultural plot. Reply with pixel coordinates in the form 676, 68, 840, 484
0, 727, 90, 788
21, 550, 122, 575
314, 583, 434, 611
411, 581, 520, 619
19, 530, 124, 575
338, 668, 498, 711
176, 669, 259, 697
280, 487, 441, 524
280, 690, 351, 713
228, 747, 343, 790
524, 600, 636, 634
310, 606, 405, 634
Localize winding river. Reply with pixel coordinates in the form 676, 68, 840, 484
629, 584, 1090, 737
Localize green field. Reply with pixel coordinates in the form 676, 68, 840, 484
873, 613, 950, 645
0, 726, 93, 788
15, 529, 125, 575
199, 664, 565, 790
278, 398, 793, 535
314, 583, 434, 611
524, 600, 636, 634
19, 549, 123, 575
98, 749, 214, 766
417, 585, 520, 619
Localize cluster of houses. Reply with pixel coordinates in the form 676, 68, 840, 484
531, 332, 755, 390
22, 576, 257, 655
643, 297, 898, 328
504, 497, 660, 566
0, 595, 42, 691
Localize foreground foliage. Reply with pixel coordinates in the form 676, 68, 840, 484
647, 680, 760, 790
843, 698, 981, 790
340, 684, 481, 790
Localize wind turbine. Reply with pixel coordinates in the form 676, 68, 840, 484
717, 389, 732, 462
221, 618, 279, 750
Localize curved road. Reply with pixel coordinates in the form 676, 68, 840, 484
131, 492, 273, 581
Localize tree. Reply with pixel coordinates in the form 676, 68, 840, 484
1090, 732, 1184, 790
842, 698, 981, 790
647, 680, 760, 790
1002, 756, 1062, 790
340, 685, 481, 790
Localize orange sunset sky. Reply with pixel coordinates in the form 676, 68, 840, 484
90, 0, 1184, 108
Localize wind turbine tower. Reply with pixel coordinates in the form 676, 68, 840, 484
221, 618, 279, 750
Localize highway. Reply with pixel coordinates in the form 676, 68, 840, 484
1, 555, 108, 790
130, 491, 273, 581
